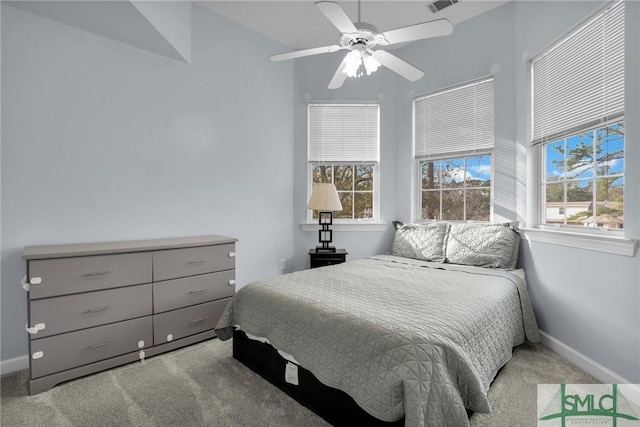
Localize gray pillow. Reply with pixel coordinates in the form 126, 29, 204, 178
391, 221, 450, 262
445, 222, 520, 269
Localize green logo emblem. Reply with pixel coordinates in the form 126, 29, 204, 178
539, 384, 639, 427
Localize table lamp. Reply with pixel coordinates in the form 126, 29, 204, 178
307, 183, 343, 253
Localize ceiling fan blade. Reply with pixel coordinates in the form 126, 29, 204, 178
328, 59, 348, 89
378, 19, 453, 45
372, 50, 424, 82
270, 45, 344, 62
315, 1, 358, 34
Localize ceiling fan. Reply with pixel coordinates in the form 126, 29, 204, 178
270, 1, 454, 89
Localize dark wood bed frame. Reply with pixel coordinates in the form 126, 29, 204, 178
233, 329, 404, 426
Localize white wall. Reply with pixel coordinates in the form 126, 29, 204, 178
514, 0, 640, 383
1, 3, 294, 361
290, 1, 520, 269
393, 2, 518, 224
291, 53, 399, 270
390, 0, 640, 382
2, 0, 638, 384
292, 1, 639, 382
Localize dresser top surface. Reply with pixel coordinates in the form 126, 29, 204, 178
23, 235, 238, 260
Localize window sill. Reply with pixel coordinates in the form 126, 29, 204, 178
300, 222, 387, 232
520, 227, 637, 257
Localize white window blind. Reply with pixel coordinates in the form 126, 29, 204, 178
308, 104, 379, 163
531, 0, 624, 145
414, 77, 494, 159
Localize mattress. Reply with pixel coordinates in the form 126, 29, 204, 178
216, 255, 540, 427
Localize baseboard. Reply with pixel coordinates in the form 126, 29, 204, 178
0, 355, 28, 376
2, 334, 634, 384
539, 331, 633, 384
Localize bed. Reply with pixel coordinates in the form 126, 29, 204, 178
215, 223, 540, 427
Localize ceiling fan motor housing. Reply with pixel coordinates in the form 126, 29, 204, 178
340, 22, 381, 50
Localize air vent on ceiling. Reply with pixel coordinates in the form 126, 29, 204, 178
427, 0, 459, 14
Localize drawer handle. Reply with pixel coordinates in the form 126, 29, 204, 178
228, 280, 236, 286
87, 341, 111, 350
187, 260, 205, 265
83, 306, 111, 314
228, 252, 236, 258
82, 270, 111, 277
189, 318, 208, 325
187, 289, 207, 295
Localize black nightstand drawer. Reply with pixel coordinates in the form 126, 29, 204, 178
309, 249, 348, 269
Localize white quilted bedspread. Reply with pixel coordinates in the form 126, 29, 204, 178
216, 255, 540, 427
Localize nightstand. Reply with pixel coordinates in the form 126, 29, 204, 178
309, 249, 348, 268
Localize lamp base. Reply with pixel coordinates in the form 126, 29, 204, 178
314, 246, 337, 253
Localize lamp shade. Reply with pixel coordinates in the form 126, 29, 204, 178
307, 183, 343, 211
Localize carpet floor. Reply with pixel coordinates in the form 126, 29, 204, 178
1, 338, 597, 427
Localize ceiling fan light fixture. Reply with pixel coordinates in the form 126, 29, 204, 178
342, 50, 380, 78
343, 50, 364, 78
363, 53, 381, 75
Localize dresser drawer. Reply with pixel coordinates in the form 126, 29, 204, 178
153, 244, 235, 281
29, 284, 152, 339
30, 316, 152, 379
153, 271, 235, 313
28, 252, 152, 299
153, 299, 230, 345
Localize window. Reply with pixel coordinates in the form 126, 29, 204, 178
414, 77, 494, 221
308, 104, 379, 222
419, 155, 491, 221
543, 123, 624, 229
532, 1, 625, 231
311, 164, 375, 219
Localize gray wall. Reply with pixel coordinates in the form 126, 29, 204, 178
1, 3, 294, 361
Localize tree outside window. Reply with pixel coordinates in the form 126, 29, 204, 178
419, 154, 491, 221
312, 164, 375, 220
543, 122, 624, 229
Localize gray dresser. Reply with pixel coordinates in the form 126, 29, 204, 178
23, 235, 237, 395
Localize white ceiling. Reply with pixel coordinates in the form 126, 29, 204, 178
199, 1, 510, 50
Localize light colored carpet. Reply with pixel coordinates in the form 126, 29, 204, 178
1, 339, 598, 426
